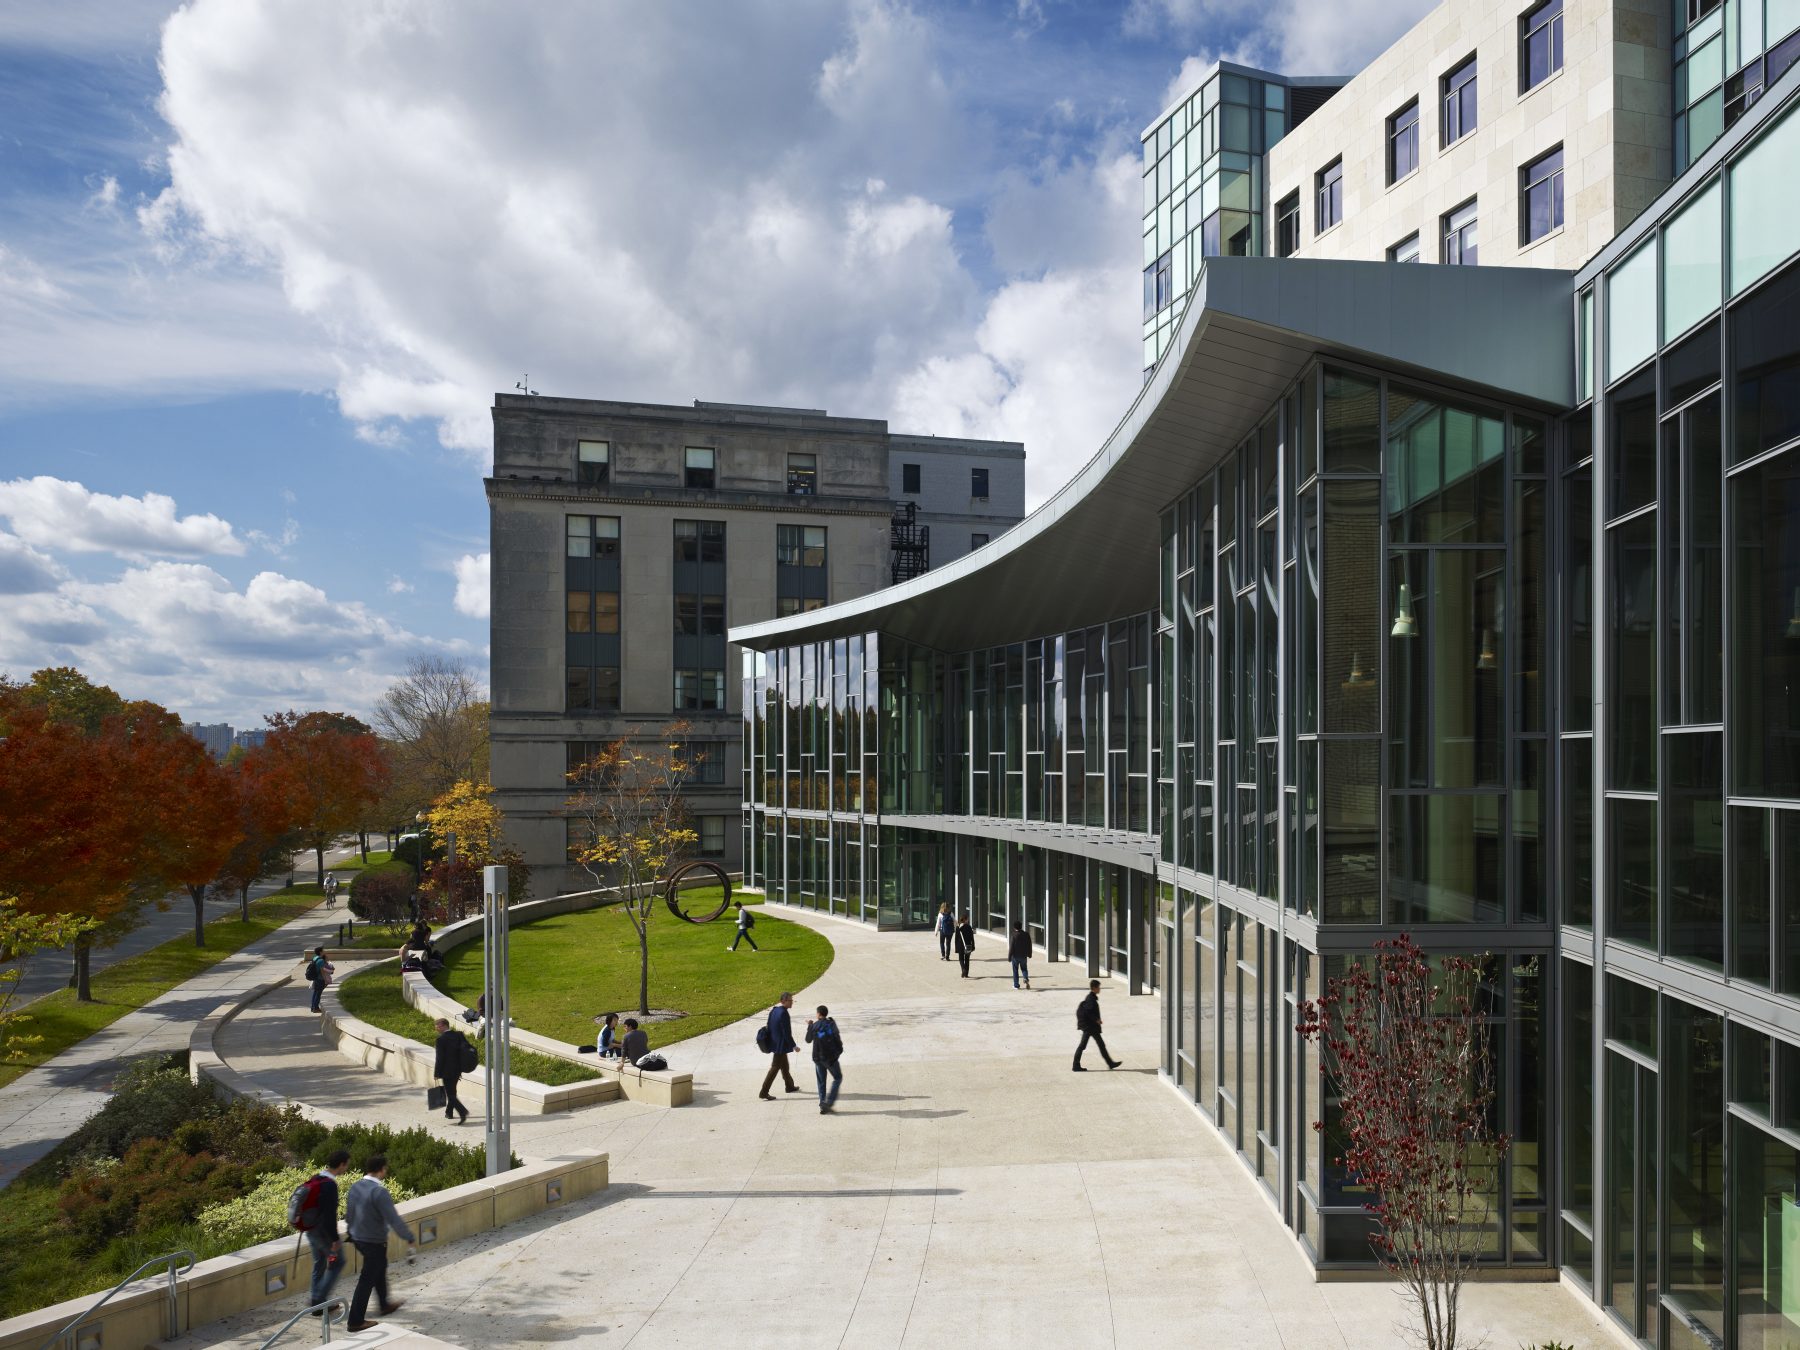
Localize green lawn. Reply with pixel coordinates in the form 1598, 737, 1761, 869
330, 848, 395, 871
0, 887, 327, 1091
434, 886, 831, 1052
336, 960, 601, 1086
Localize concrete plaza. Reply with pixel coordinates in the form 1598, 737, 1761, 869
178, 905, 1620, 1349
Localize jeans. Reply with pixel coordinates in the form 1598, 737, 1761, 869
347, 1240, 391, 1325
938, 930, 951, 960
1011, 958, 1029, 988
731, 927, 758, 951
306, 1230, 342, 1309
1073, 1030, 1116, 1069
760, 1052, 797, 1096
309, 982, 324, 1012
814, 1058, 842, 1110
957, 949, 971, 977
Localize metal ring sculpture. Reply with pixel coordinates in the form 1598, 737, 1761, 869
662, 859, 734, 923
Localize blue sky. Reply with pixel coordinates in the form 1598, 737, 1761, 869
0, 0, 1423, 726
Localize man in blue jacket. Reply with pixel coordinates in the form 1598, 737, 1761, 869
758, 991, 802, 1100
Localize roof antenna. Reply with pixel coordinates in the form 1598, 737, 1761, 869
515, 375, 539, 395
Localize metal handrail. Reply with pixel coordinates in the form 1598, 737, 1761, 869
38, 1248, 195, 1350
258, 1295, 349, 1348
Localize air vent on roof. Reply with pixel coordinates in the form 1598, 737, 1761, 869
1289, 85, 1341, 128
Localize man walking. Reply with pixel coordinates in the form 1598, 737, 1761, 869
344, 1154, 415, 1332
729, 901, 759, 952
1008, 923, 1032, 990
935, 903, 953, 961
296, 1149, 351, 1314
432, 1017, 472, 1124
952, 913, 976, 978
758, 992, 802, 1099
306, 947, 334, 1013
805, 1004, 844, 1114
1072, 979, 1121, 1071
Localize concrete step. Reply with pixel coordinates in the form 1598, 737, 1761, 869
166, 1311, 465, 1350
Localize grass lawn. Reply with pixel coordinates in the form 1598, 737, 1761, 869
330, 848, 395, 871
0, 887, 327, 1092
336, 960, 600, 1086
434, 885, 831, 1052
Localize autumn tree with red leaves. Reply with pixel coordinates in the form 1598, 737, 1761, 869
253, 711, 390, 885
1296, 935, 1508, 1350
213, 758, 302, 921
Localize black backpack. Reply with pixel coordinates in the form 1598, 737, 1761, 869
457, 1034, 479, 1073
286, 1175, 328, 1232
742, 909, 755, 928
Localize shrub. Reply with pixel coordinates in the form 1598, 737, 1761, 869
349, 870, 411, 924
167, 1097, 302, 1166
58, 1137, 258, 1253
66, 1058, 219, 1163
196, 1166, 417, 1248
302, 1122, 498, 1192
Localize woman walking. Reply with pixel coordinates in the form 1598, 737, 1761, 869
953, 913, 976, 978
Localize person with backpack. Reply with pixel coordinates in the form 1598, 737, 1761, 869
952, 913, 976, 978
1072, 979, 1121, 1071
290, 1149, 351, 1314
728, 901, 759, 952
804, 1004, 844, 1114
433, 1017, 475, 1124
619, 1018, 649, 1065
1008, 923, 1032, 990
756, 991, 801, 1100
306, 947, 335, 1013
344, 1154, 415, 1333
935, 903, 953, 961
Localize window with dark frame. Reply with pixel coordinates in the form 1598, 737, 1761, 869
1520, 146, 1565, 243
577, 440, 609, 485
1389, 233, 1422, 263
786, 452, 817, 495
971, 466, 989, 499
1520, 0, 1564, 91
971, 532, 990, 549
1315, 158, 1343, 232
672, 519, 726, 712
1388, 100, 1420, 183
565, 514, 621, 714
697, 815, 726, 857
1442, 56, 1478, 147
902, 462, 921, 494
683, 446, 716, 489
674, 742, 728, 786
1442, 198, 1479, 265
1276, 192, 1301, 257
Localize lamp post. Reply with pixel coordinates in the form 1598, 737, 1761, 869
412, 811, 425, 888
482, 865, 511, 1176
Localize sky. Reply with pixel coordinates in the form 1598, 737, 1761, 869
0, 0, 1431, 727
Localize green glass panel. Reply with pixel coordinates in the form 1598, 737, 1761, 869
1608, 239, 1657, 383
1662, 178, 1721, 342
1731, 102, 1800, 294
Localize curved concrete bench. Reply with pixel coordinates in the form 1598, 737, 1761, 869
395, 881, 723, 1109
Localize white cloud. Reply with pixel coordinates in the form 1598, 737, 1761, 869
452, 552, 489, 619
1131, 0, 1436, 76
386, 576, 414, 594
0, 476, 246, 559
0, 532, 68, 596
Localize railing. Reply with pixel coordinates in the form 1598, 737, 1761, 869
37, 1249, 195, 1350
258, 1296, 349, 1348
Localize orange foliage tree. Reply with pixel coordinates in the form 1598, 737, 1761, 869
252, 711, 391, 885
213, 757, 302, 921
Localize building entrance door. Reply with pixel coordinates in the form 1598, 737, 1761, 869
1605, 1051, 1659, 1341
900, 842, 937, 930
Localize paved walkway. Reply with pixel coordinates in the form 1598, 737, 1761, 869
0, 893, 368, 1186
184, 907, 1621, 1350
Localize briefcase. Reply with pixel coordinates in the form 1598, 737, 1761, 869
427, 1086, 447, 1111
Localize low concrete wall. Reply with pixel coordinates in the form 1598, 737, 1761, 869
316, 985, 619, 1115
0, 1152, 608, 1350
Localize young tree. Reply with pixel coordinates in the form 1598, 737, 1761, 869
212, 757, 299, 921
563, 729, 697, 1017
419, 779, 527, 921
0, 898, 98, 1060
374, 656, 489, 810
121, 708, 244, 946
254, 711, 391, 884
1296, 935, 1509, 1350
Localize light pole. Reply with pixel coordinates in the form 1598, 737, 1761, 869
482, 865, 511, 1176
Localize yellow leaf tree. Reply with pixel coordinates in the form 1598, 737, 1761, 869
563, 724, 697, 1017
0, 898, 98, 1061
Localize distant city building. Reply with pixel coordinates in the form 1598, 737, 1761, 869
182, 722, 235, 759
485, 396, 1025, 894
232, 728, 267, 751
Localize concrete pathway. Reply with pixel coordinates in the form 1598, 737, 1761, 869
7, 841, 366, 1006
184, 907, 1623, 1350
0, 893, 368, 1187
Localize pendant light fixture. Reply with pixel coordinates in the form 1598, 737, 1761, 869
1476, 628, 1497, 670
1787, 587, 1800, 640
1392, 583, 1418, 638
1343, 651, 1376, 689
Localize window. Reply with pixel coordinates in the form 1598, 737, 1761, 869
1520, 146, 1564, 243
673, 594, 725, 636
1442, 56, 1478, 147
673, 519, 726, 712
1388, 100, 1420, 183
675, 742, 727, 786
697, 815, 726, 857
673, 519, 725, 564
776, 524, 826, 568
1142, 250, 1173, 320
1315, 158, 1343, 232
1389, 233, 1422, 263
777, 524, 826, 614
577, 440, 608, 485
902, 462, 921, 494
786, 453, 817, 495
1520, 0, 1563, 91
971, 467, 989, 499
1276, 192, 1301, 257
565, 515, 620, 558
776, 596, 825, 616
566, 665, 620, 713
1728, 100, 1800, 296
674, 670, 725, 711
683, 446, 715, 489
971, 532, 990, 549
566, 590, 620, 634
1442, 199, 1478, 265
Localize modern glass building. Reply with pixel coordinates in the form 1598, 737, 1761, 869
731, 53, 1800, 1350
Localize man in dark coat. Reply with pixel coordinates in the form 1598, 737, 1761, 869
952, 914, 976, 978
620, 1018, 649, 1064
433, 1017, 471, 1123
1008, 923, 1032, 990
758, 992, 801, 1099
1072, 979, 1121, 1071
805, 1004, 844, 1114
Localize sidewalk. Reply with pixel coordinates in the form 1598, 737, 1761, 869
0, 896, 354, 1187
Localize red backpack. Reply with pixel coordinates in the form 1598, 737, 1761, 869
287, 1174, 329, 1232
